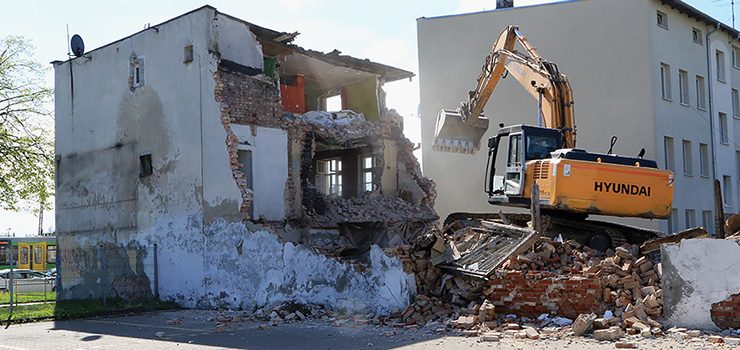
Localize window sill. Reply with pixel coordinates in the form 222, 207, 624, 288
684, 173, 693, 177
734, 115, 740, 120
658, 24, 668, 30
721, 141, 730, 146
698, 107, 707, 111
718, 79, 727, 84
680, 102, 690, 107
701, 174, 710, 178
662, 97, 673, 102
693, 41, 703, 46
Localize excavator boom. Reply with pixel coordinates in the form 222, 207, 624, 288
433, 25, 576, 154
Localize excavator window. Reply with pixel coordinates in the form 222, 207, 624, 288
507, 134, 522, 167
526, 135, 558, 160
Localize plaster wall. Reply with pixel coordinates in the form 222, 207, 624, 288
229, 125, 289, 221
649, 0, 740, 232
54, 7, 414, 312
662, 239, 740, 330
213, 13, 264, 71
418, 0, 658, 229
54, 7, 219, 298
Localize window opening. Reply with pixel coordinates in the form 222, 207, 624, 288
139, 154, 152, 177
679, 70, 689, 105
692, 28, 702, 44
317, 159, 342, 197
682, 140, 692, 175
700, 143, 709, 176
717, 50, 726, 82
664, 136, 675, 172
657, 11, 667, 28
660, 63, 671, 100
696, 76, 706, 109
702, 210, 714, 235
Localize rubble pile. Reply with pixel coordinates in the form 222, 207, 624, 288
325, 196, 429, 223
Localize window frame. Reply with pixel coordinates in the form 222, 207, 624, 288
664, 136, 675, 172
682, 140, 693, 176
692, 28, 703, 45
678, 69, 689, 106
685, 209, 696, 229
724, 175, 734, 207
657, 11, 668, 29
720, 112, 729, 144
699, 143, 709, 177
359, 155, 375, 193
733, 46, 739, 69
733, 89, 739, 119
696, 75, 707, 110
717, 50, 726, 83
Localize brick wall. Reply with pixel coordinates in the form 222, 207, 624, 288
711, 293, 740, 329
484, 271, 607, 319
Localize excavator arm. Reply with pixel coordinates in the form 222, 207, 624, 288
433, 25, 576, 154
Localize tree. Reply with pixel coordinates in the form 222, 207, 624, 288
0, 36, 54, 212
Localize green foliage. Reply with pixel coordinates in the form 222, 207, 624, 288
0, 36, 54, 211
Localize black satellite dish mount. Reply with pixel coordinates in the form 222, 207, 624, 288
70, 34, 85, 58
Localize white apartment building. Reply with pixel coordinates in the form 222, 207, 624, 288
418, 0, 739, 233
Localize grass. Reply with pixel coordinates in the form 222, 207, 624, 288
0, 298, 178, 322
0, 291, 56, 304
0, 264, 56, 270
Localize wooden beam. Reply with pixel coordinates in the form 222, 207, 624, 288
640, 227, 708, 254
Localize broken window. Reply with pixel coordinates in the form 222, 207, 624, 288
316, 159, 343, 197
183, 44, 193, 63
139, 153, 153, 177
129, 54, 145, 89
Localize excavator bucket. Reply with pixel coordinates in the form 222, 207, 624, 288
433, 109, 489, 155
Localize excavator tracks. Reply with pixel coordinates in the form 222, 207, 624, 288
443, 212, 664, 251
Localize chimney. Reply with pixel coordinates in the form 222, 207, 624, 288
496, 0, 514, 8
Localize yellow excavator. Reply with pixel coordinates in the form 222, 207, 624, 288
434, 26, 674, 220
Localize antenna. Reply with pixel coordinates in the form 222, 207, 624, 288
66, 24, 71, 58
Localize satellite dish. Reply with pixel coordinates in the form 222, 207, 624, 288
70, 34, 84, 58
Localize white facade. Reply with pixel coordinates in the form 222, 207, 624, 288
418, 0, 739, 233
53, 6, 426, 312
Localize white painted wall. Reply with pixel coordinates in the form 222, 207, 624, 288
230, 125, 289, 221
662, 239, 740, 330
54, 6, 411, 312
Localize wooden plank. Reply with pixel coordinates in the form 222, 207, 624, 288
531, 183, 542, 234
715, 179, 726, 239
640, 227, 708, 254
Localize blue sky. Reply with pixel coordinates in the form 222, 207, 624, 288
0, 0, 733, 236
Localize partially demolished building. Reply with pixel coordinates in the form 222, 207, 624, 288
53, 6, 436, 312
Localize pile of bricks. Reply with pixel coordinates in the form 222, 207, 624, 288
384, 245, 443, 296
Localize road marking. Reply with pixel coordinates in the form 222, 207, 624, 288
86, 319, 210, 333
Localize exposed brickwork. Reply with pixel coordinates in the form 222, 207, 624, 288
214, 64, 436, 223
711, 293, 740, 329
111, 275, 152, 302
485, 271, 607, 319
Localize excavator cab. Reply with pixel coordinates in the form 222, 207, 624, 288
487, 125, 562, 199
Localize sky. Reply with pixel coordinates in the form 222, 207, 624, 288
0, 0, 733, 236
